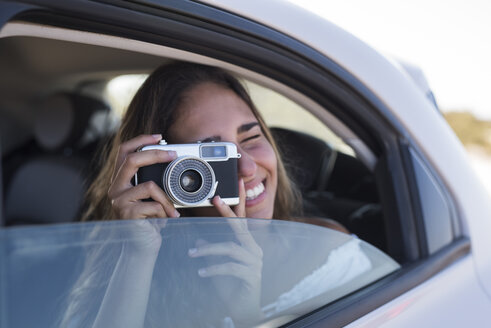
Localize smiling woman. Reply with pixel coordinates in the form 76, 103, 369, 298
84, 62, 301, 223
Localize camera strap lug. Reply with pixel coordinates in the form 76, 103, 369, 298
211, 181, 219, 197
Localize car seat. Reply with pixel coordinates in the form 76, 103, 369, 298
271, 127, 386, 250
270, 127, 336, 194
4, 93, 110, 225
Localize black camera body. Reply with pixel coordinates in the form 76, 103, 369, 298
135, 140, 241, 208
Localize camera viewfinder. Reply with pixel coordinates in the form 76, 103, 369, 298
201, 145, 227, 158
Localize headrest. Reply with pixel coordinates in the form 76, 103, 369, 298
271, 127, 333, 192
34, 93, 109, 151
5, 158, 85, 224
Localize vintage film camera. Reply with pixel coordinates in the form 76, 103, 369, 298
135, 140, 241, 208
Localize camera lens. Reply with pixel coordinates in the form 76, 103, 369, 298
180, 169, 203, 193
163, 156, 216, 207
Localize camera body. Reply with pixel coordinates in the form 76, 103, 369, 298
135, 140, 241, 208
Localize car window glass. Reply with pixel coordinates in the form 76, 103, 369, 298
2, 218, 399, 328
409, 148, 456, 254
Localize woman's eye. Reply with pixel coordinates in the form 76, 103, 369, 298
241, 134, 261, 143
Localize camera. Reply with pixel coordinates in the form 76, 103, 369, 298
135, 140, 241, 208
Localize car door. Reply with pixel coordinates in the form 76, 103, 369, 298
1, 0, 490, 327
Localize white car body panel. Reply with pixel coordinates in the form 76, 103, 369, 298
346, 255, 491, 327
201, 0, 491, 303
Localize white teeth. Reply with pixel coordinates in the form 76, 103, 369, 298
246, 182, 265, 201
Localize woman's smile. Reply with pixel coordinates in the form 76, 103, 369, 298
246, 181, 265, 201
245, 180, 266, 205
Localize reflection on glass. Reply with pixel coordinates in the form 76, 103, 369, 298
2, 218, 399, 328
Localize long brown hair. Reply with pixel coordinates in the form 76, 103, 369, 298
83, 62, 301, 221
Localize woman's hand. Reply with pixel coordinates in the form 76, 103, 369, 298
189, 180, 265, 325
108, 134, 180, 220
107, 134, 180, 253
211, 178, 246, 218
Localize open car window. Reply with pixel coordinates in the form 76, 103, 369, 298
2, 218, 399, 328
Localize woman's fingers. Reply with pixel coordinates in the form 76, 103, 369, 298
113, 201, 166, 220
227, 218, 262, 255
109, 149, 177, 199
113, 134, 162, 177
211, 182, 262, 256
211, 178, 246, 218
234, 178, 246, 217
212, 195, 237, 217
111, 181, 180, 218
188, 241, 258, 265
197, 262, 260, 285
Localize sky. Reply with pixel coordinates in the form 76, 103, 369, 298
288, 0, 491, 120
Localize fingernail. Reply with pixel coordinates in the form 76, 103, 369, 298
168, 151, 177, 158
174, 209, 180, 218
216, 196, 224, 205
188, 248, 197, 256
152, 134, 162, 140
198, 268, 207, 276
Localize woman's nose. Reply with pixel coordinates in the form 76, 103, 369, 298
238, 150, 257, 178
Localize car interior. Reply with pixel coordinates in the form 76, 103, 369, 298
0, 25, 387, 251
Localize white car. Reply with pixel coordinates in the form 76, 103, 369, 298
1, 0, 490, 327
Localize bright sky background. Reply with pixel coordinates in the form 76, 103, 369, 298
288, 0, 491, 120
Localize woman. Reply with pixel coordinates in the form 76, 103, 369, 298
83, 61, 301, 223
62, 62, 361, 328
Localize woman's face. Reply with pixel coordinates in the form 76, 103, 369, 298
168, 82, 278, 219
